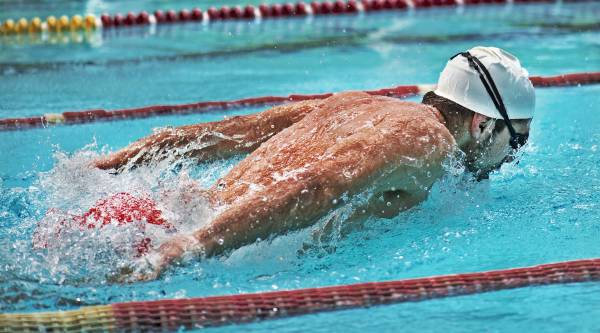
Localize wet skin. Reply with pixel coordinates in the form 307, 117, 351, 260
96, 92, 456, 279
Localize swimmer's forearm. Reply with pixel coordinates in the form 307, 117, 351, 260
95, 100, 321, 171
94, 122, 253, 171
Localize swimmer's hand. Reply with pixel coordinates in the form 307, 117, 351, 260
109, 234, 202, 283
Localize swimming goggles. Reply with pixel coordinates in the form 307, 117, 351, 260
451, 51, 529, 150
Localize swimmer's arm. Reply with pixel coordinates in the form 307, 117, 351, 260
138, 175, 341, 280
95, 99, 323, 171
139, 169, 433, 280
308, 189, 429, 243
140, 189, 430, 280
298, 190, 427, 253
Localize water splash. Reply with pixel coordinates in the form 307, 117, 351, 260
0, 141, 231, 286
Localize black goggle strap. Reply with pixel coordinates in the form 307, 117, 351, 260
450, 52, 524, 149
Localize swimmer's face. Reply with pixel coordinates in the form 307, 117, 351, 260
464, 115, 531, 180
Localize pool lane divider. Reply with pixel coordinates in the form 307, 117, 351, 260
0, 0, 579, 35
1, 71, 598, 132
2, 257, 600, 331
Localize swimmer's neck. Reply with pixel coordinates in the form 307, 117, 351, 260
431, 105, 471, 148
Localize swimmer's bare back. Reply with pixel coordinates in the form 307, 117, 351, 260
95, 92, 455, 280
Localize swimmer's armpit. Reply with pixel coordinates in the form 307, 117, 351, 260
367, 190, 429, 218
94, 99, 323, 172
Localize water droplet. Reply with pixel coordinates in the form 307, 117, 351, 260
217, 238, 224, 245
332, 199, 338, 204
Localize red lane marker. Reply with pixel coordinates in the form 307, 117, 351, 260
165, 9, 178, 23
179, 9, 191, 22
154, 10, 166, 23
191, 8, 203, 21
111, 258, 600, 330
46, 0, 597, 32
243, 5, 256, 18
137, 11, 150, 25
100, 13, 112, 27
1, 72, 598, 131
0, 116, 45, 129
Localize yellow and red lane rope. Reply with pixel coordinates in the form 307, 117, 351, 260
0, 0, 574, 36
2, 257, 600, 332
0, 71, 598, 131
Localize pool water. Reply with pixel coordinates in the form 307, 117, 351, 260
1, 1, 600, 332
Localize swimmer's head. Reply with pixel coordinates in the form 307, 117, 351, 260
424, 46, 535, 179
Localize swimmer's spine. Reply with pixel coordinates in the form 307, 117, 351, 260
0, 71, 598, 131
0, 0, 584, 35
1, 257, 600, 331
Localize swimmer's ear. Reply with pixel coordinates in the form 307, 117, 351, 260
469, 113, 494, 140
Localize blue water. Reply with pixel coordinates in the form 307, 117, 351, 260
1, 1, 600, 332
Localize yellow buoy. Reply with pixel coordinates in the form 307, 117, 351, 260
70, 15, 83, 30
16, 18, 28, 33
2, 19, 16, 34
84, 14, 96, 30
30, 17, 42, 33
46, 16, 57, 31
58, 15, 69, 31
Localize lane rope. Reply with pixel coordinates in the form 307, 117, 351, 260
0, 71, 598, 131
1, 257, 600, 331
0, 0, 586, 35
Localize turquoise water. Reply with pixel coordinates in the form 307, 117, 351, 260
1, 1, 600, 332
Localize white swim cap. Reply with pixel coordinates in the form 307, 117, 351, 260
434, 46, 535, 120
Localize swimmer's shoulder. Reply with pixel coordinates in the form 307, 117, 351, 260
323, 91, 438, 118
374, 100, 455, 160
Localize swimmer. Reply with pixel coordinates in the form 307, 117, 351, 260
94, 46, 535, 280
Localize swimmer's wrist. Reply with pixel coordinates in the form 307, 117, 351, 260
179, 234, 206, 259
191, 228, 222, 258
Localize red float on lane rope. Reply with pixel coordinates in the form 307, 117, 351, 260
191, 8, 203, 21
137, 11, 150, 24
154, 10, 166, 23
271, 3, 284, 16
165, 9, 178, 22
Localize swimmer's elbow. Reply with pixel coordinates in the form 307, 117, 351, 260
93, 153, 126, 172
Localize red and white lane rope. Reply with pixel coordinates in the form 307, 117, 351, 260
1, 71, 598, 132
0, 0, 586, 35
1, 257, 600, 331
